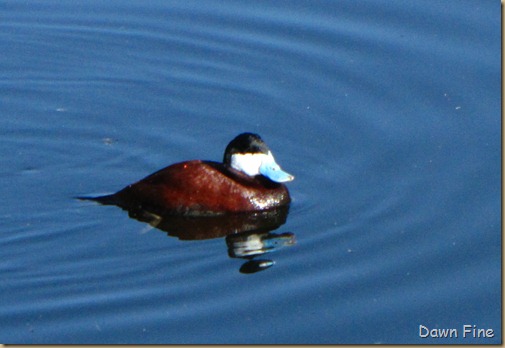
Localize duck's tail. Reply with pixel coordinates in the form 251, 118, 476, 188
76, 193, 119, 206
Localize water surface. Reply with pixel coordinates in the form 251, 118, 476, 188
0, 0, 500, 344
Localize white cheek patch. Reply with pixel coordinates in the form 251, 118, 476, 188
230, 153, 268, 176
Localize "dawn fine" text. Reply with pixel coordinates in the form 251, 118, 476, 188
419, 324, 494, 339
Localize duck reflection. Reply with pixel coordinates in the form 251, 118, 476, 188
226, 230, 295, 273
92, 199, 295, 274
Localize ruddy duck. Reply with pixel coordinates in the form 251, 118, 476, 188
87, 133, 294, 216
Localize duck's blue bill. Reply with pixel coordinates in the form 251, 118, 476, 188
260, 159, 294, 183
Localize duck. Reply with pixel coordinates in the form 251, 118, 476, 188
86, 133, 294, 216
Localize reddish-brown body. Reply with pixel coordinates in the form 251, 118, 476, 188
114, 160, 291, 216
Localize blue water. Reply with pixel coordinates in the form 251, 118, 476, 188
0, 0, 500, 344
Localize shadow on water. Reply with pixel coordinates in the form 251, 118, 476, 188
79, 195, 295, 274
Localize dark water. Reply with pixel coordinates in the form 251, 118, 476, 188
1, 0, 501, 344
